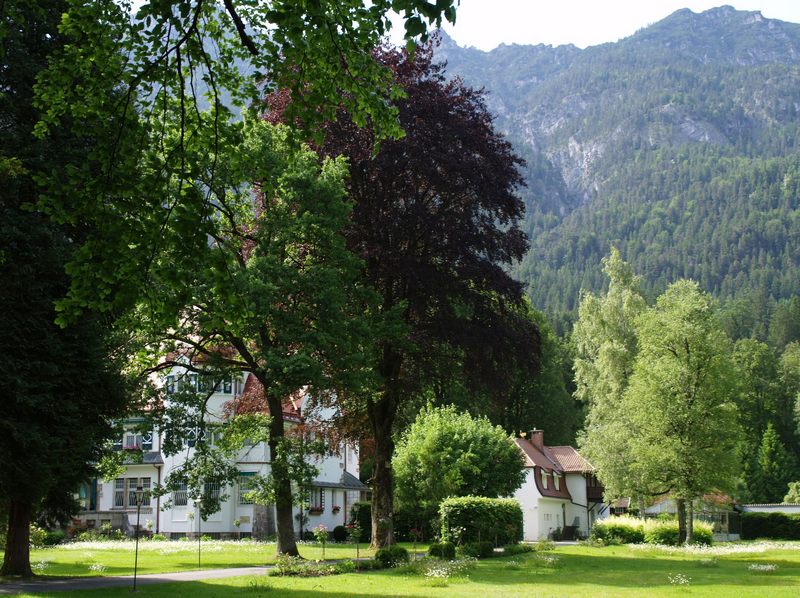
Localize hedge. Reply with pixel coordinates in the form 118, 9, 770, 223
592, 515, 713, 545
741, 512, 800, 540
374, 545, 409, 568
439, 496, 522, 546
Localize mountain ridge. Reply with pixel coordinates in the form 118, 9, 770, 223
434, 7, 800, 318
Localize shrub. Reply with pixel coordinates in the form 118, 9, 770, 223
439, 496, 522, 546
644, 521, 679, 546
29, 525, 47, 548
375, 545, 410, 568
639, 519, 713, 546
332, 525, 348, 542
355, 558, 384, 570
349, 501, 371, 534
741, 512, 800, 540
428, 541, 456, 560
151, 533, 168, 541
43, 530, 66, 546
458, 541, 494, 559
503, 543, 534, 556
590, 516, 645, 544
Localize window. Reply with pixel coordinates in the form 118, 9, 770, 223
223, 379, 233, 394
309, 487, 324, 511
204, 481, 221, 503
554, 474, 561, 491
239, 472, 256, 505
123, 432, 153, 451
173, 481, 188, 506
540, 469, 548, 489
114, 477, 151, 508
166, 375, 175, 394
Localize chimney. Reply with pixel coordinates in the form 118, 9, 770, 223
529, 429, 544, 450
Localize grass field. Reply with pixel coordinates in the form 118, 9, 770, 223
3, 539, 380, 577
2, 540, 800, 597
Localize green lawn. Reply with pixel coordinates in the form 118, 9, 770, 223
2, 539, 382, 577
3, 541, 800, 597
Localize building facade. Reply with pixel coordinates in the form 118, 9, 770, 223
75, 371, 366, 538
513, 430, 607, 541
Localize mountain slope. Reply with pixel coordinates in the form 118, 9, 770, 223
435, 6, 800, 316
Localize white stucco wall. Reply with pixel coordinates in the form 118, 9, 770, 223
92, 373, 362, 537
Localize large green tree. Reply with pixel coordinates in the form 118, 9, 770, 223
137, 119, 376, 556
0, 0, 130, 576
393, 405, 525, 525
575, 249, 649, 507
31, 0, 458, 324
624, 280, 740, 543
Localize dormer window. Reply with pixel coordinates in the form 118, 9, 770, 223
540, 469, 548, 489
554, 474, 561, 491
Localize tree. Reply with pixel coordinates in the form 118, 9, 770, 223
137, 120, 376, 556
753, 423, 796, 503
273, 44, 540, 546
575, 249, 649, 508
624, 280, 740, 543
500, 306, 581, 444
0, 0, 129, 576
784, 481, 800, 503
393, 405, 525, 523
31, 0, 458, 323
328, 45, 538, 547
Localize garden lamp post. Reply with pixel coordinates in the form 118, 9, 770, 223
195, 495, 202, 568
133, 485, 144, 591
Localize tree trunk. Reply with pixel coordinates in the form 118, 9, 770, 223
368, 392, 396, 548
676, 498, 687, 545
1, 499, 33, 577
267, 394, 300, 557
685, 500, 694, 545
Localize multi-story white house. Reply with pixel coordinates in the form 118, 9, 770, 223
513, 429, 607, 541
75, 371, 367, 539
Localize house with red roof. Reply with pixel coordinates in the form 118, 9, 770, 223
513, 429, 607, 540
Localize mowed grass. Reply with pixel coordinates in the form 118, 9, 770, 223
1, 539, 382, 577
4, 541, 800, 597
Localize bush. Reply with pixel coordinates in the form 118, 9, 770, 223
29, 524, 47, 548
349, 501, 371, 534
458, 541, 494, 559
375, 545, 410, 568
428, 541, 456, 560
151, 533, 168, 541
503, 543, 534, 556
741, 512, 800, 540
332, 525, 348, 542
644, 521, 679, 545
590, 516, 645, 544
439, 496, 522, 546
43, 530, 66, 546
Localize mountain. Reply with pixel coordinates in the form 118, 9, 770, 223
434, 6, 800, 320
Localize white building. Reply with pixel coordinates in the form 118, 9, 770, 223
513, 430, 607, 541
75, 371, 367, 539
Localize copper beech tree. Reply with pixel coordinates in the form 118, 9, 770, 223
269, 43, 541, 547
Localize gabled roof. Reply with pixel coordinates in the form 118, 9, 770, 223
514, 437, 572, 500
514, 438, 563, 471
548, 446, 594, 473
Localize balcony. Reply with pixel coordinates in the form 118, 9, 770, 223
587, 485, 604, 502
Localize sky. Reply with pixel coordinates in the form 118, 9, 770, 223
390, 1, 800, 51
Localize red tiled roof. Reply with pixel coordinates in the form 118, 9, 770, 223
515, 438, 572, 500
548, 446, 594, 473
